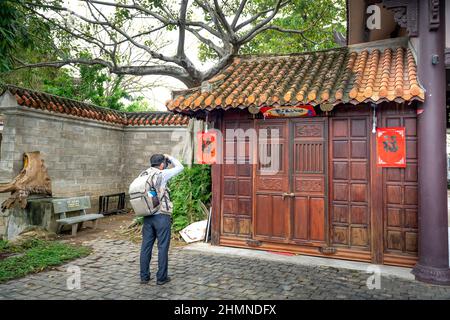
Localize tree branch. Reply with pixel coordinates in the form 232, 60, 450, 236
213, 0, 235, 41
238, 0, 284, 44
185, 26, 226, 57
194, 0, 227, 40
234, 0, 290, 31
231, 0, 248, 29
13, 58, 197, 87
177, 0, 188, 58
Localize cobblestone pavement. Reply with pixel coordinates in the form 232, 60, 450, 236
1, 239, 450, 300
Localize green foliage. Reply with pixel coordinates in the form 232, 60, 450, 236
0, 239, 90, 283
169, 164, 211, 232
134, 216, 144, 225
0, 239, 9, 252
0, 0, 22, 72
0, 0, 62, 72
39, 52, 133, 111
199, 0, 347, 61
125, 96, 158, 112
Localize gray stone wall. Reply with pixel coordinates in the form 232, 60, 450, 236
0, 108, 125, 211
0, 102, 189, 237
122, 127, 188, 189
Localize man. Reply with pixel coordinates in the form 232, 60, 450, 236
140, 153, 184, 285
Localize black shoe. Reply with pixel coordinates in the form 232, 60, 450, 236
157, 276, 171, 285
140, 277, 151, 284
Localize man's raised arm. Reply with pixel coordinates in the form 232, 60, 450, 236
161, 155, 184, 186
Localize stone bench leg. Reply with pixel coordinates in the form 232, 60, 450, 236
93, 219, 99, 230
71, 224, 78, 236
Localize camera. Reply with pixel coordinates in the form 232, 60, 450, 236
163, 157, 171, 169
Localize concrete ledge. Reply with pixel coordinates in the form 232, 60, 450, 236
182, 242, 415, 281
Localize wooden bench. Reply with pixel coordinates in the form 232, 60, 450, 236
52, 196, 104, 236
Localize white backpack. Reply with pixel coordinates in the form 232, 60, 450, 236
128, 168, 162, 216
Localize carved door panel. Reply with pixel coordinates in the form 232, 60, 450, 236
254, 120, 290, 242
291, 118, 327, 246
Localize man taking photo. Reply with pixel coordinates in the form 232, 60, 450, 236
140, 153, 184, 285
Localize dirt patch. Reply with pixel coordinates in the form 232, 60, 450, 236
56, 213, 189, 248
57, 213, 135, 245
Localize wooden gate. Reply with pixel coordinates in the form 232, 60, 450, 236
254, 118, 327, 247
219, 106, 417, 266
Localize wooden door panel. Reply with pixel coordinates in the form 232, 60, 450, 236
254, 118, 328, 246
309, 198, 325, 241
330, 116, 371, 251
293, 197, 308, 239
381, 109, 418, 258
255, 194, 272, 237
254, 120, 290, 242
220, 116, 253, 238
291, 118, 327, 245
292, 196, 326, 241
256, 176, 289, 192
294, 176, 325, 193
272, 196, 288, 238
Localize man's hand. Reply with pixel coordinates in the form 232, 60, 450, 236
163, 154, 172, 166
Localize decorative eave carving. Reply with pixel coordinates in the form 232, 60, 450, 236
381, 0, 418, 37
428, 0, 440, 30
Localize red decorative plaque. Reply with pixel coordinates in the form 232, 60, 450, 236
260, 105, 316, 118
376, 127, 406, 167
196, 131, 217, 164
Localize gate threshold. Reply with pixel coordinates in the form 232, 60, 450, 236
182, 242, 415, 281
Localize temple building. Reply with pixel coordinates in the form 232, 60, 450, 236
167, 0, 450, 285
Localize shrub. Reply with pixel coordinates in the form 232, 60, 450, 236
169, 164, 211, 231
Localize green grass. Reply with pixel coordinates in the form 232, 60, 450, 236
0, 239, 91, 283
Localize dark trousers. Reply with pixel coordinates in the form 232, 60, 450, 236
140, 214, 171, 282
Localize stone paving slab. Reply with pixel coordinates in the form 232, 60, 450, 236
1, 239, 450, 300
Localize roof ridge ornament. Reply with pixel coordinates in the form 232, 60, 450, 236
201, 81, 212, 93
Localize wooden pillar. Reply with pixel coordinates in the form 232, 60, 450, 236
412, 0, 450, 285
210, 111, 222, 245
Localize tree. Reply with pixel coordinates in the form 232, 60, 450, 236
16, 0, 346, 88
0, 1, 156, 112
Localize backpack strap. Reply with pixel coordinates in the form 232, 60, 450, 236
145, 171, 158, 190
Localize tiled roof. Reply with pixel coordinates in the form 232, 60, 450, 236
167, 44, 424, 112
1, 85, 188, 127
126, 112, 189, 126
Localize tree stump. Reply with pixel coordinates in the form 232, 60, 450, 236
0, 151, 52, 212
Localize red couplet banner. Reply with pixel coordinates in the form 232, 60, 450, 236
197, 131, 217, 164
376, 127, 406, 167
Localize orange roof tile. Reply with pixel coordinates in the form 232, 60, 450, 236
167, 45, 424, 112
1, 85, 189, 127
